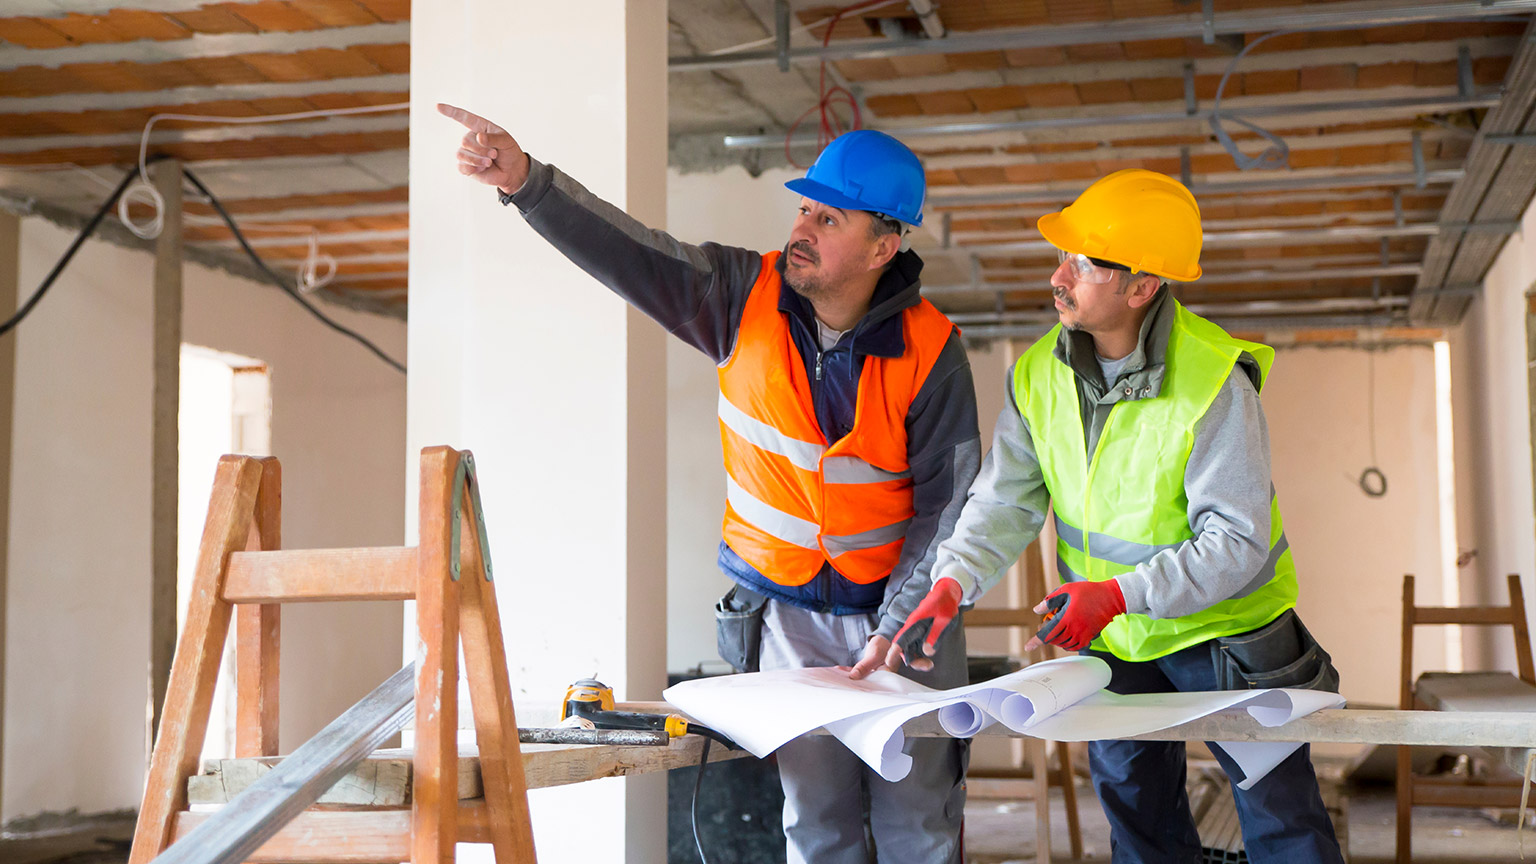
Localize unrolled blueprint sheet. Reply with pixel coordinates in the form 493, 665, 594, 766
663, 656, 1345, 789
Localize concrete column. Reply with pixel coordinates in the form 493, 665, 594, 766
409, 3, 668, 861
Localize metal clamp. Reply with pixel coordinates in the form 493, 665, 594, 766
450, 451, 494, 582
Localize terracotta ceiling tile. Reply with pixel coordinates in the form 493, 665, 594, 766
947, 51, 1006, 72
353, 0, 410, 23
1192, 73, 1238, 101
132, 60, 210, 90
65, 61, 157, 92
286, 0, 381, 27
1128, 77, 1182, 102
965, 86, 1029, 113
39, 13, 134, 44
1022, 82, 1079, 108
1474, 55, 1512, 87
1122, 38, 1185, 60
1362, 23, 1429, 44
1044, 0, 1111, 24
1412, 61, 1458, 89
227, 1, 324, 32
1002, 45, 1067, 67
1242, 69, 1298, 96
303, 90, 406, 110
955, 165, 1007, 185
888, 53, 952, 77
1284, 148, 1338, 169
1355, 62, 1415, 89
0, 113, 69, 137
100, 10, 192, 41
832, 58, 900, 81
925, 168, 962, 186
1076, 79, 1132, 105
181, 56, 269, 86
915, 90, 977, 115
864, 94, 923, 117
0, 18, 76, 49
239, 51, 324, 82
1064, 42, 1124, 63
243, 97, 323, 116
1303, 30, 1365, 49
168, 7, 260, 34
1297, 64, 1357, 92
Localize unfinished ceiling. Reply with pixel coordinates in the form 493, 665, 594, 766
3, 0, 1536, 337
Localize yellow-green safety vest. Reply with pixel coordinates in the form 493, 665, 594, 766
1014, 301, 1297, 662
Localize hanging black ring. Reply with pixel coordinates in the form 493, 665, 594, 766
1359, 467, 1388, 498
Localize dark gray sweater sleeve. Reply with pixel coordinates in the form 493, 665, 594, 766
1115, 368, 1274, 618
931, 370, 1052, 602
509, 156, 767, 363
873, 332, 982, 640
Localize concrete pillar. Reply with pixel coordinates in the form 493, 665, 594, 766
408, 2, 668, 861
149, 159, 183, 753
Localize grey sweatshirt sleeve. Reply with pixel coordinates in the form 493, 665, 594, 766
1115, 368, 1274, 618
873, 332, 982, 640
930, 369, 1052, 604
509, 156, 766, 363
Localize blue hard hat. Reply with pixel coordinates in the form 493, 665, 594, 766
785, 130, 926, 227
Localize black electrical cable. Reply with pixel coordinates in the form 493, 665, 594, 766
180, 167, 406, 375
686, 722, 740, 864
0, 166, 141, 338
692, 736, 713, 864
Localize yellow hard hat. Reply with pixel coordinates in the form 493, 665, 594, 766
1037, 169, 1203, 282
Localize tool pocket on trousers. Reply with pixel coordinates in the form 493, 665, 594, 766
1213, 609, 1340, 693
715, 586, 767, 674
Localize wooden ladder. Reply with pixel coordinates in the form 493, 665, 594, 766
129, 446, 537, 863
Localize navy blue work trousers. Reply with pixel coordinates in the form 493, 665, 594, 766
1084, 642, 1345, 863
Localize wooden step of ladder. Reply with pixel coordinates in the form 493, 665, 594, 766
129, 447, 537, 864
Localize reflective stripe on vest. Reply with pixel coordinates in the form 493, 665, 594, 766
1018, 300, 1298, 661
717, 251, 955, 587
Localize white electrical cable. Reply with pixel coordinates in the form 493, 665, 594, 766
297, 233, 337, 293
120, 101, 408, 240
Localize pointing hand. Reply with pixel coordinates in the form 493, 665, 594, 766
437, 103, 530, 195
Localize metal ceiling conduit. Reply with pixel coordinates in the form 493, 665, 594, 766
928, 169, 1465, 209
671, 0, 1536, 72
721, 93, 1502, 148
959, 313, 1410, 342
961, 220, 1518, 254
947, 296, 1412, 327
921, 264, 1426, 296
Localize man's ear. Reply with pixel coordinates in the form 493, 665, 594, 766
1126, 274, 1161, 309
871, 231, 902, 271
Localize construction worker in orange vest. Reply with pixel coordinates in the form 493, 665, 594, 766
441, 104, 979, 864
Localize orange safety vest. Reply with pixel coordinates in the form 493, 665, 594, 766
717, 251, 955, 587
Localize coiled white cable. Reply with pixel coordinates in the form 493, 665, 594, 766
119, 101, 408, 240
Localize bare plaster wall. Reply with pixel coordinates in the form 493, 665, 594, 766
1452, 191, 1536, 675
3, 218, 406, 822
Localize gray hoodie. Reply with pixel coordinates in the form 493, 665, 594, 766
931, 287, 1277, 620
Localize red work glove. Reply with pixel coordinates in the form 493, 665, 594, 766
891, 577, 964, 670
1026, 579, 1126, 652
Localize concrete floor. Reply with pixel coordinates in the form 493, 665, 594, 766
964, 784, 1531, 863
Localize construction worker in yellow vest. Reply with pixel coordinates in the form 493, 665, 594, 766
891, 169, 1346, 863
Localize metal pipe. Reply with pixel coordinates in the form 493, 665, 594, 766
671, 0, 1536, 71
151, 663, 416, 864
908, 0, 946, 40
962, 221, 1517, 254
929, 169, 1465, 209
722, 93, 1501, 148
922, 264, 1425, 295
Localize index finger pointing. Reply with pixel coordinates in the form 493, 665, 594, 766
437, 103, 503, 134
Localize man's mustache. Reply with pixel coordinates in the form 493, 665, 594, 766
1053, 286, 1076, 311
790, 241, 819, 264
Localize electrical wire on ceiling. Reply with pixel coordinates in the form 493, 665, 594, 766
0, 159, 405, 374
784, 0, 908, 168
1358, 348, 1388, 498
117, 101, 408, 294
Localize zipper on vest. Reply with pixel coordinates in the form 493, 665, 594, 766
815, 350, 824, 381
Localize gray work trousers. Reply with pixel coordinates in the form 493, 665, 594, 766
760, 600, 970, 864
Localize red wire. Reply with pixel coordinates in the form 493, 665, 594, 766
785, 0, 889, 169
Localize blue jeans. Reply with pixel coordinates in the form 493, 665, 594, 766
1085, 642, 1344, 863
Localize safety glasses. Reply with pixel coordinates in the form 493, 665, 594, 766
1056, 249, 1134, 285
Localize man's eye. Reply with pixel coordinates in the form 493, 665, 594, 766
823, 216, 835, 226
